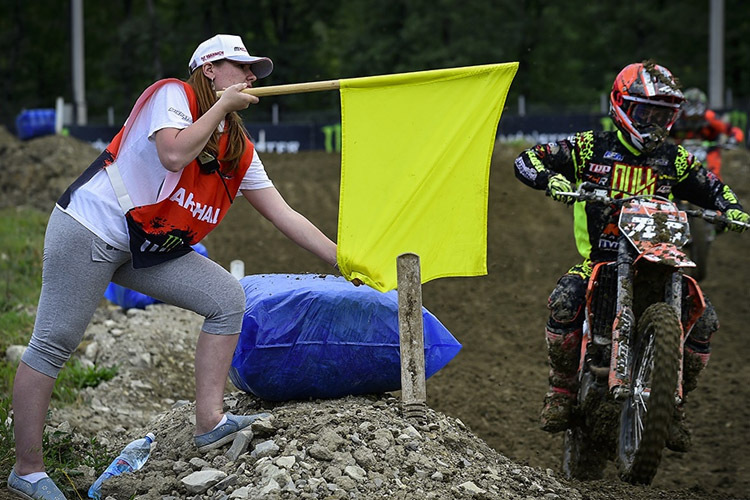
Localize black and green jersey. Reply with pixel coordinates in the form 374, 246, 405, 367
514, 130, 743, 263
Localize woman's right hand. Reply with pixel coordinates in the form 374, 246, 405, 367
216, 82, 259, 113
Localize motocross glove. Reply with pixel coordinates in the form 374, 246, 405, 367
725, 208, 749, 233
546, 174, 575, 205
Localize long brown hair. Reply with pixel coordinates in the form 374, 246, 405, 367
186, 66, 248, 173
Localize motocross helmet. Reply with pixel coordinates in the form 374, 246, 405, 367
609, 62, 684, 152
681, 87, 708, 118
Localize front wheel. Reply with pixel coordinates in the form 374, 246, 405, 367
617, 302, 681, 484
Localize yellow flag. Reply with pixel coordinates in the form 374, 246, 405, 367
337, 63, 518, 292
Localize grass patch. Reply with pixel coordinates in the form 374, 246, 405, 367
53, 360, 119, 405
0, 207, 46, 311
0, 206, 47, 399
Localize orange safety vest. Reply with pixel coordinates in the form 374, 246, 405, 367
58, 78, 254, 268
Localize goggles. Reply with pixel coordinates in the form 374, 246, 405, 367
624, 96, 680, 128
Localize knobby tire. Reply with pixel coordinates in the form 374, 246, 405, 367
617, 302, 681, 484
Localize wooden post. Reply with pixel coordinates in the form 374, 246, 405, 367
397, 253, 427, 422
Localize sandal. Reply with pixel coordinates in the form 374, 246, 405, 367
194, 412, 270, 452
7, 469, 66, 500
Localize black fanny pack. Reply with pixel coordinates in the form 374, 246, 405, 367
125, 212, 193, 269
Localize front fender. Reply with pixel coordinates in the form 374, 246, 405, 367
637, 242, 695, 268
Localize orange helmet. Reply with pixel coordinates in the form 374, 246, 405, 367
609, 62, 684, 152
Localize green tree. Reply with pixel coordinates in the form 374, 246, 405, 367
2, 0, 750, 128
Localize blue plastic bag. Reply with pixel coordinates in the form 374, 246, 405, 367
104, 243, 209, 310
103, 283, 161, 310
15, 109, 56, 140
229, 273, 462, 401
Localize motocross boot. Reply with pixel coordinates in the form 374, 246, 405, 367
667, 402, 691, 453
540, 326, 582, 433
666, 348, 710, 452
541, 388, 576, 433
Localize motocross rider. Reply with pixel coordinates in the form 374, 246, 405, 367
670, 87, 745, 178
513, 61, 750, 452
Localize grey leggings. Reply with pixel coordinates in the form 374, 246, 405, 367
22, 207, 246, 378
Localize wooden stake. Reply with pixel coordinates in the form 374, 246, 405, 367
217, 79, 340, 98
397, 253, 427, 422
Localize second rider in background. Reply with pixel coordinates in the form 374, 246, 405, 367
670, 87, 745, 179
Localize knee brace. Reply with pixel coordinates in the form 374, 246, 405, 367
687, 296, 718, 347
547, 273, 587, 325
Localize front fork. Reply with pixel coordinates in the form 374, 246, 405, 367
607, 242, 685, 401
609, 241, 636, 400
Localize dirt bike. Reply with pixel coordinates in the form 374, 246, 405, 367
557, 183, 748, 485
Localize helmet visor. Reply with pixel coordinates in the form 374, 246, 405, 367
627, 102, 680, 128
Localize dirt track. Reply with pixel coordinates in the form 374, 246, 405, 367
207, 146, 750, 499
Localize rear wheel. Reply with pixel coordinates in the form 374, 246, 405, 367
617, 302, 681, 484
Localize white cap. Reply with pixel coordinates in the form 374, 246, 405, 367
188, 34, 273, 79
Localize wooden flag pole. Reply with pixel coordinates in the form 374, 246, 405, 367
217, 79, 340, 98
397, 253, 427, 423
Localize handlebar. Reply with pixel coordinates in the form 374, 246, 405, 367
681, 207, 749, 230
555, 182, 657, 206
557, 182, 750, 231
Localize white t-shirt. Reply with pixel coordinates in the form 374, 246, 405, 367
62, 82, 273, 250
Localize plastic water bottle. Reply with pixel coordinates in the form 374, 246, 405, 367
88, 432, 155, 499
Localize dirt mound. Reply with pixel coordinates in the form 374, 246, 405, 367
0, 126, 100, 212
2, 129, 748, 499
54, 380, 587, 499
